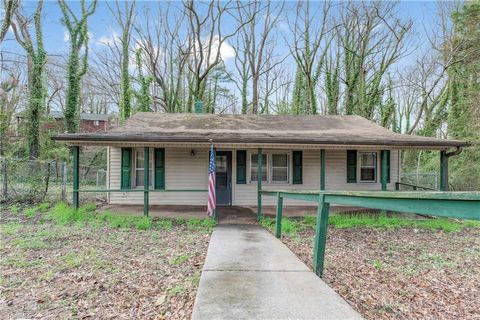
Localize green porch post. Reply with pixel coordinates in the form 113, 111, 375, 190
257, 148, 262, 221
313, 194, 330, 277
144, 147, 149, 216
381, 150, 388, 191
72, 146, 79, 209
440, 151, 448, 191
320, 149, 326, 190
275, 194, 283, 238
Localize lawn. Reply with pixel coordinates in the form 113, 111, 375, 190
0, 203, 214, 319
262, 214, 480, 320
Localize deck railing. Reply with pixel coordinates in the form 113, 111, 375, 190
261, 190, 480, 278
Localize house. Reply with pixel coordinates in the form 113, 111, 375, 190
16, 111, 113, 134
53, 112, 469, 214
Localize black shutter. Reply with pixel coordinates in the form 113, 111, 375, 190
236, 150, 246, 184
292, 151, 303, 184
120, 148, 132, 189
346, 150, 357, 183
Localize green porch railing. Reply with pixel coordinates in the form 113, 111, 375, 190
261, 190, 480, 278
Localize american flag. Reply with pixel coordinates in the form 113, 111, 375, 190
207, 145, 216, 217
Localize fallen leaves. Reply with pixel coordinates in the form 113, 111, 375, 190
281, 227, 480, 320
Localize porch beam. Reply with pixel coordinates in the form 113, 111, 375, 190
72, 146, 80, 209
144, 147, 149, 216
440, 150, 448, 191
381, 150, 388, 191
257, 147, 262, 221
320, 149, 326, 190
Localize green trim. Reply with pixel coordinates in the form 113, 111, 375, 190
292, 151, 303, 184
144, 147, 149, 216
440, 151, 448, 191
381, 150, 388, 191
313, 194, 330, 277
275, 195, 283, 238
72, 146, 79, 209
257, 148, 263, 221
120, 148, 132, 189
320, 149, 325, 190
346, 150, 357, 183
76, 189, 207, 193
154, 148, 165, 189
236, 150, 247, 184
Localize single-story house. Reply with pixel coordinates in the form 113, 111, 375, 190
53, 112, 469, 214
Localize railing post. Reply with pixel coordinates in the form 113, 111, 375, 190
144, 147, 149, 216
275, 193, 283, 238
72, 146, 79, 209
440, 151, 448, 191
320, 149, 325, 191
381, 150, 388, 191
257, 147, 262, 221
313, 194, 330, 277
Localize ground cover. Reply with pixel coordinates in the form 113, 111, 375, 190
0, 203, 214, 319
261, 214, 480, 319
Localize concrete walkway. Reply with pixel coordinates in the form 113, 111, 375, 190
192, 224, 362, 320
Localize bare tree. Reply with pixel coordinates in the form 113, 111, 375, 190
107, 0, 135, 119
184, 0, 253, 113
0, 0, 19, 43
235, 0, 284, 114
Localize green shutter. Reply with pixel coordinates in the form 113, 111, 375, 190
236, 150, 246, 184
347, 150, 357, 183
121, 148, 132, 189
292, 151, 303, 184
382, 150, 391, 183
154, 148, 165, 189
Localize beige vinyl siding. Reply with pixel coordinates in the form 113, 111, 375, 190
108, 147, 400, 206
109, 147, 208, 205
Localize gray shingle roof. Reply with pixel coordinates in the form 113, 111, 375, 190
53, 113, 469, 149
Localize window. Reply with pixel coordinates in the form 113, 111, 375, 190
251, 154, 268, 182
93, 120, 100, 126
360, 152, 377, 182
135, 149, 153, 187
271, 154, 288, 183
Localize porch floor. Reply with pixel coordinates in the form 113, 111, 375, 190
99, 204, 364, 221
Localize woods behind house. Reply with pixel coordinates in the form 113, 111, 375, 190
1, 0, 479, 190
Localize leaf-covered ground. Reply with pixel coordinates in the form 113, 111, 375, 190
281, 226, 480, 319
0, 209, 211, 319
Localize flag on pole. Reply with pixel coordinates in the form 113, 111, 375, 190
207, 145, 216, 217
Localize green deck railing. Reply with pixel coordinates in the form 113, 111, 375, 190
261, 190, 480, 278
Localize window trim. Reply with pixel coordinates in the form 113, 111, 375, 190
133, 148, 154, 189
270, 152, 290, 184
249, 153, 268, 183
248, 151, 292, 185
359, 151, 377, 183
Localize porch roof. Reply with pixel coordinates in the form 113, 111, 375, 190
52, 113, 469, 150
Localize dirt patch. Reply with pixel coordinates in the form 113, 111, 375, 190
0, 218, 211, 319
281, 227, 480, 320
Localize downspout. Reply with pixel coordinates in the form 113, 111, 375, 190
440, 146, 464, 191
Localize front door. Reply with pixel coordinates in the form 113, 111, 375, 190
215, 151, 232, 206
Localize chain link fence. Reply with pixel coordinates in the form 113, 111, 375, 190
400, 172, 438, 190
0, 157, 106, 204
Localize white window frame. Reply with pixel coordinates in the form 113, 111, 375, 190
359, 151, 377, 183
133, 148, 154, 188
249, 151, 291, 185
250, 153, 268, 183
93, 120, 100, 126
270, 152, 290, 184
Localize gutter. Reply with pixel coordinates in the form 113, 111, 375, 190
445, 146, 464, 157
